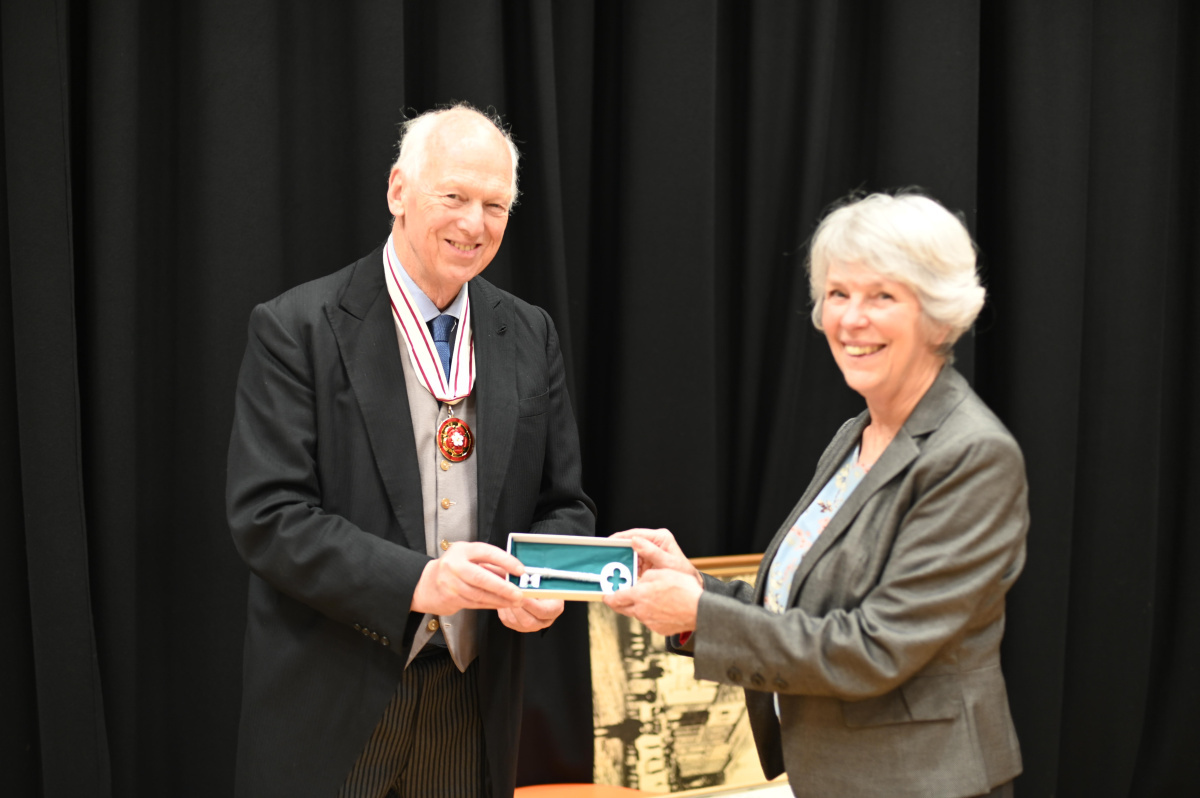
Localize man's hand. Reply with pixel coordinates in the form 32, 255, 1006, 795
499, 597, 565, 633
411, 541, 525, 615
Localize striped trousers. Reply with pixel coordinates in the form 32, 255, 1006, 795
339, 651, 487, 798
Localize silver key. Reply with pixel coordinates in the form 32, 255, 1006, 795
519, 562, 633, 593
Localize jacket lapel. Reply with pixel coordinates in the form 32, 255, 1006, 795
469, 278, 517, 546
326, 248, 426, 553
765, 366, 970, 607
780, 429, 920, 607
752, 414, 868, 602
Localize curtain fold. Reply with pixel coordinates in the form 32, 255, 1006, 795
2, 0, 112, 795
0, 40, 40, 797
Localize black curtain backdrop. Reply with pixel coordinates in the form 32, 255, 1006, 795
3, 1, 1197, 796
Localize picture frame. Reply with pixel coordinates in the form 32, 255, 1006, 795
589, 553, 766, 793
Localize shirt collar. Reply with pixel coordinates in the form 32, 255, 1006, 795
386, 234, 467, 323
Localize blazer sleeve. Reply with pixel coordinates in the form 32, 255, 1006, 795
666, 574, 756, 656
691, 426, 1028, 700
226, 301, 427, 636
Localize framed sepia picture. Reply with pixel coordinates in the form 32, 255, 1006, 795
589, 554, 766, 793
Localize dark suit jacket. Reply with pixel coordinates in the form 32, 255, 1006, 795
689, 366, 1027, 798
226, 246, 595, 798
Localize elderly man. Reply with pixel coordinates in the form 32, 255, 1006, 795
227, 104, 595, 798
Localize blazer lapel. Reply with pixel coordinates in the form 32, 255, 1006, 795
781, 430, 920, 607
326, 248, 426, 553
766, 366, 970, 608
752, 414, 868, 602
469, 278, 518, 546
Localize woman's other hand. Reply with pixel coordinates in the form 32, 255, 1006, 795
610, 528, 700, 582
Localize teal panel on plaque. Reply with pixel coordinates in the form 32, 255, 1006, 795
509, 540, 636, 594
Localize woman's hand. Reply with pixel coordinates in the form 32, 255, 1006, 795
604, 567, 702, 636
604, 528, 704, 635
609, 527, 701, 582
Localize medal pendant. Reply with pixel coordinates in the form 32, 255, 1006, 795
438, 417, 474, 462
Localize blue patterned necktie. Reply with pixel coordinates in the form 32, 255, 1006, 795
428, 314, 456, 377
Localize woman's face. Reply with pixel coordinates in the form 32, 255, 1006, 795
821, 260, 947, 411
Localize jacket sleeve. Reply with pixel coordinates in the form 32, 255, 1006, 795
226, 301, 427, 640
666, 575, 756, 656
691, 427, 1029, 700
524, 307, 596, 536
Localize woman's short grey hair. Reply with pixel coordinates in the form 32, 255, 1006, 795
391, 102, 521, 209
807, 191, 985, 358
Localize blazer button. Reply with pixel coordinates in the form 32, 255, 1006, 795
774, 676, 789, 690
440, 498, 453, 510
427, 619, 440, 632
751, 673, 766, 688
727, 667, 742, 683
361, 627, 371, 637
440, 460, 451, 471
440, 539, 451, 551
381, 637, 390, 647
370, 632, 379, 641
353, 623, 362, 632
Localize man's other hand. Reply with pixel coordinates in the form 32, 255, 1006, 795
411, 541, 525, 615
499, 597, 565, 633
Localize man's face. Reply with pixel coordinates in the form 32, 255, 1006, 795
388, 115, 514, 309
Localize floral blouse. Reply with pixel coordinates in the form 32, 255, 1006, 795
763, 443, 869, 614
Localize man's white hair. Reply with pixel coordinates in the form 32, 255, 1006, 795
391, 103, 521, 209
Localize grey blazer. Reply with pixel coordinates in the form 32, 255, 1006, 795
690, 366, 1027, 798
226, 246, 595, 798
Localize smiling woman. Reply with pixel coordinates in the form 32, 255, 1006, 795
820, 265, 941, 458
810, 192, 988, 465
604, 192, 1027, 798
